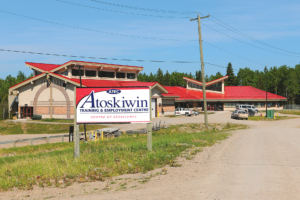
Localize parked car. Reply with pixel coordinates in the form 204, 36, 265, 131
247, 109, 256, 116
175, 108, 195, 116
233, 110, 248, 120
236, 104, 258, 113
231, 110, 237, 118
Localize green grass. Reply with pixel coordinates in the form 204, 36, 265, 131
0, 122, 106, 135
0, 143, 73, 156
0, 123, 247, 191
248, 116, 295, 121
39, 119, 74, 123
198, 112, 215, 115
0, 122, 24, 135
277, 110, 300, 115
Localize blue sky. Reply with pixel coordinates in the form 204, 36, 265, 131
0, 0, 300, 79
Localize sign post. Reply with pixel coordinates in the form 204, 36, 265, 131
147, 87, 152, 151
74, 87, 80, 158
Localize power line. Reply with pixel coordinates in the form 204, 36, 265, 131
88, 0, 194, 15
54, 0, 188, 19
201, 22, 299, 57
208, 14, 300, 56
203, 41, 267, 66
0, 48, 198, 63
0, 9, 182, 41
0, 9, 274, 68
0, 48, 237, 71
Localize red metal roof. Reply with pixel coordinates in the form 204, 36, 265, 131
163, 86, 287, 100
26, 62, 61, 72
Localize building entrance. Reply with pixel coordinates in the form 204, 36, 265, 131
21, 106, 33, 118
151, 99, 156, 118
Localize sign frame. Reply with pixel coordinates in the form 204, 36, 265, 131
75, 86, 151, 124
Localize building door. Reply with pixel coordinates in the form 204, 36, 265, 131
151, 99, 156, 118
207, 103, 214, 111
21, 107, 33, 118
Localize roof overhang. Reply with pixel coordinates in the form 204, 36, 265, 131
151, 83, 168, 93
9, 72, 83, 91
9, 73, 46, 91
25, 63, 46, 73
51, 60, 143, 73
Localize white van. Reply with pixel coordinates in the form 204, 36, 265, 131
236, 104, 258, 113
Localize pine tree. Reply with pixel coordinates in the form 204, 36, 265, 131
225, 62, 237, 86
164, 70, 170, 86
196, 70, 202, 81
156, 68, 164, 85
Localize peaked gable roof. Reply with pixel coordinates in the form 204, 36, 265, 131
183, 76, 229, 86
25, 62, 61, 72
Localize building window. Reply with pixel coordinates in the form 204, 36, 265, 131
127, 73, 135, 79
254, 102, 265, 107
188, 82, 202, 89
116, 72, 125, 78
175, 102, 193, 109
198, 102, 203, 107
225, 102, 239, 107
98, 71, 115, 78
60, 70, 68, 76
72, 69, 84, 76
85, 70, 96, 77
206, 82, 222, 92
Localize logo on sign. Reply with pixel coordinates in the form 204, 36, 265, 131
107, 89, 121, 94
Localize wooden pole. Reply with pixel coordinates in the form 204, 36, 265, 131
147, 87, 152, 151
191, 14, 210, 130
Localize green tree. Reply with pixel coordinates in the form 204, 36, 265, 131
156, 68, 164, 85
225, 62, 237, 86
195, 70, 202, 82
164, 70, 170, 86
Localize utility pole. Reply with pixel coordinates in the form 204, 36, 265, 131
191, 14, 209, 130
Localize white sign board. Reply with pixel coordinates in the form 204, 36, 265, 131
76, 87, 150, 124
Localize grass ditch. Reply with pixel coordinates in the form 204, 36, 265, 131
277, 110, 300, 115
0, 123, 247, 191
248, 116, 296, 121
39, 119, 74, 123
0, 122, 106, 135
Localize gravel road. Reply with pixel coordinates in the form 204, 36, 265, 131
1, 112, 300, 200
68, 112, 300, 200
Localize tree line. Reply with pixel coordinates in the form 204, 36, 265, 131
0, 71, 32, 120
138, 62, 300, 104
